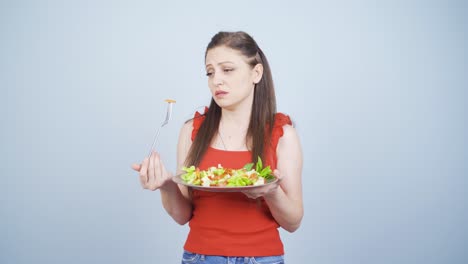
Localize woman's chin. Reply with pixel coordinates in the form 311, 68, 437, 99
213, 98, 230, 108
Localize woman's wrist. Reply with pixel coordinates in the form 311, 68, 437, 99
159, 177, 178, 193
263, 186, 282, 200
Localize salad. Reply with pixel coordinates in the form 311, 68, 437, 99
181, 157, 275, 187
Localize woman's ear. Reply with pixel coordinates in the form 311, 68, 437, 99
252, 64, 264, 84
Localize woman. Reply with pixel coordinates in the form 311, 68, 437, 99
132, 31, 303, 264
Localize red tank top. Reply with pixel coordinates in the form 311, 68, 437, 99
184, 109, 292, 256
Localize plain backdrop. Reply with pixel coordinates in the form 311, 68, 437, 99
1, 0, 467, 263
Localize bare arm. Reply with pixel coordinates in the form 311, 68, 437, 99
162, 120, 194, 224
132, 121, 194, 225
263, 125, 304, 232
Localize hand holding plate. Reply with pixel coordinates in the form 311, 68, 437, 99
242, 169, 282, 199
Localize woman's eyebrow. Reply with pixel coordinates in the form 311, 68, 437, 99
206, 61, 235, 67
217, 61, 234, 65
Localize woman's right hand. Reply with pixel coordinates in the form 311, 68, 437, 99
131, 151, 173, 191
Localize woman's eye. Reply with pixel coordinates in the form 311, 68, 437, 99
206, 72, 213, 77
223, 68, 233, 73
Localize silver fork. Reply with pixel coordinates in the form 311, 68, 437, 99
148, 99, 175, 157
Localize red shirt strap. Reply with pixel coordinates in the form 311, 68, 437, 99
191, 107, 209, 141
265, 113, 292, 170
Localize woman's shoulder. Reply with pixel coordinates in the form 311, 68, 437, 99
272, 112, 294, 137
181, 119, 194, 133
274, 112, 293, 128
178, 119, 194, 145
186, 107, 209, 141
269, 112, 295, 150
275, 113, 301, 154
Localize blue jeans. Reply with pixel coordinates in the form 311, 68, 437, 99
181, 250, 285, 264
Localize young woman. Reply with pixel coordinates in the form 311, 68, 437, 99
132, 31, 303, 264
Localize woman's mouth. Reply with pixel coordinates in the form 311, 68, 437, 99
215, 90, 228, 97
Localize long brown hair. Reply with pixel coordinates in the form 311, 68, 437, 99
185, 31, 277, 167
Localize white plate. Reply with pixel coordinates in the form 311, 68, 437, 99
172, 174, 278, 192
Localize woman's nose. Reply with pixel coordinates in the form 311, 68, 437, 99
212, 72, 224, 86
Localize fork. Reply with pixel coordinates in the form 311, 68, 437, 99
148, 99, 176, 157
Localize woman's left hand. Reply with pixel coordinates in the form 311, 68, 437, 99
242, 170, 282, 199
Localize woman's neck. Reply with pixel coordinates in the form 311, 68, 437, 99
215, 104, 252, 151
220, 106, 251, 129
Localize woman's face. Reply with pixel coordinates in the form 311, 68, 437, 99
205, 46, 263, 111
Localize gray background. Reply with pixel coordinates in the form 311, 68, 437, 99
1, 0, 467, 263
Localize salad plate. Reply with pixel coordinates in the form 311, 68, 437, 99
172, 158, 278, 192
172, 174, 278, 192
